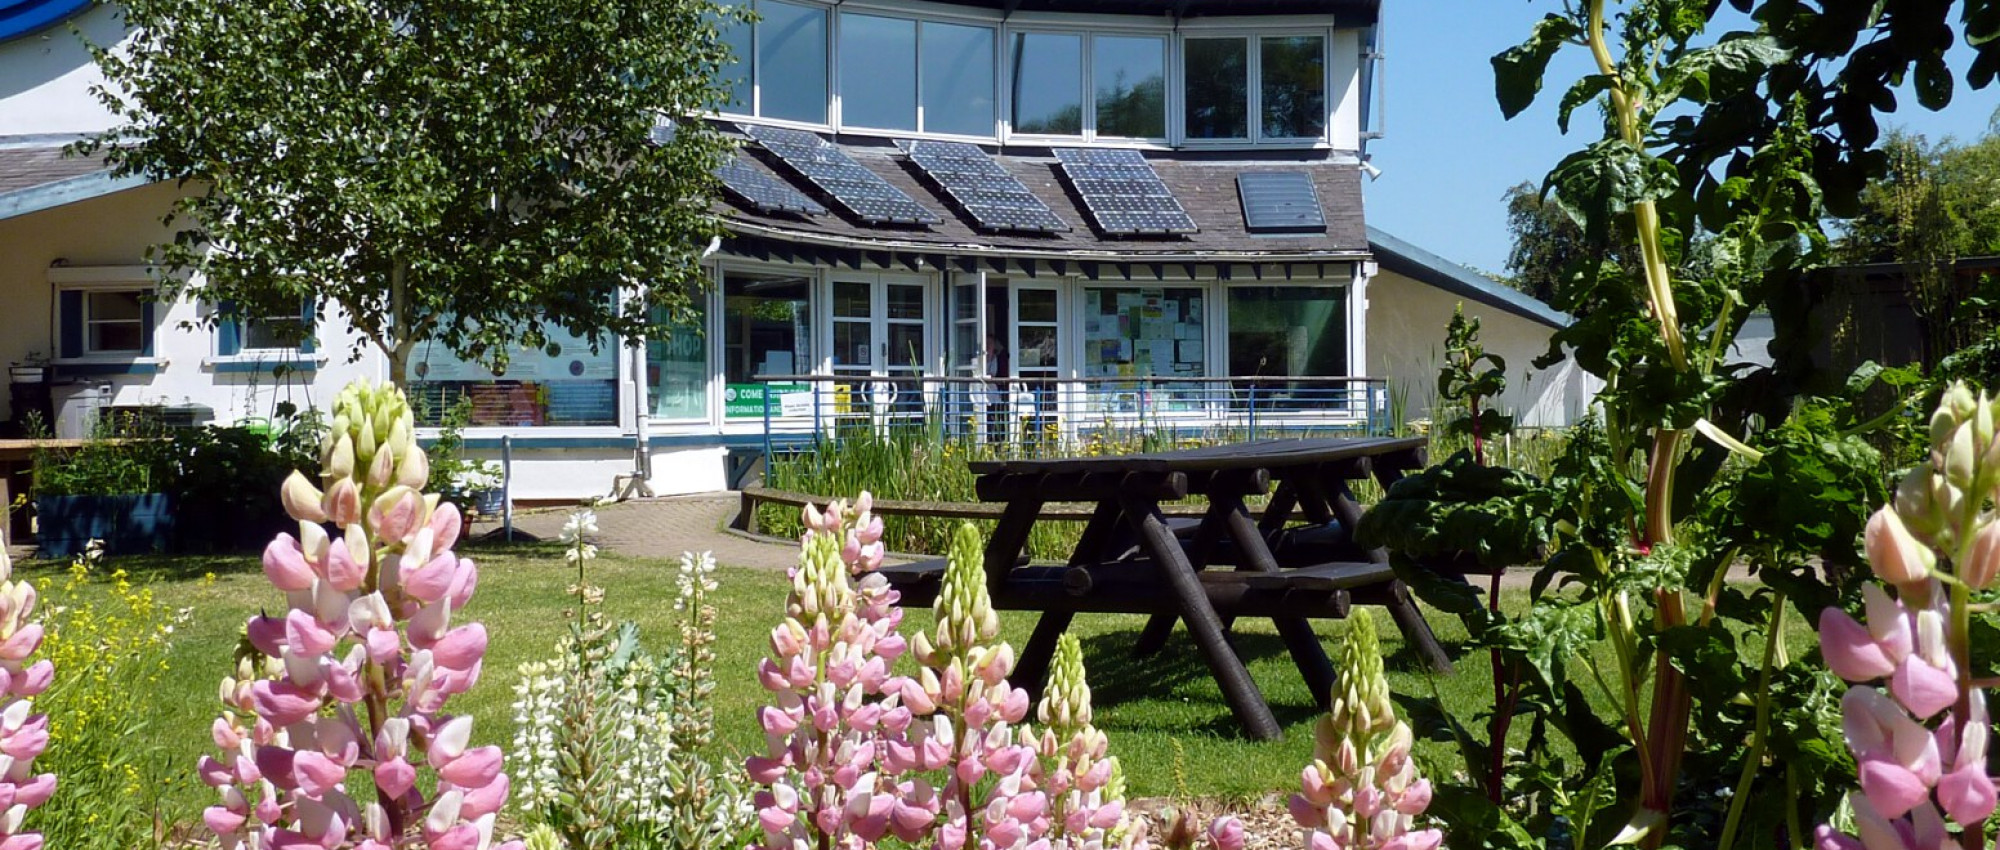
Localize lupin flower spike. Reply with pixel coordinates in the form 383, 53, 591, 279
0, 533, 54, 850
202, 380, 521, 850
1816, 384, 2000, 849
1289, 614, 1441, 850
1036, 632, 1138, 849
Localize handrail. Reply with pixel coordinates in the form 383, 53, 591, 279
753, 374, 1386, 385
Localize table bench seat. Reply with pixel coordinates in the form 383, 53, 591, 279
878, 557, 1383, 622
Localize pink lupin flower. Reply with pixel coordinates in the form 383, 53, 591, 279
198, 381, 523, 850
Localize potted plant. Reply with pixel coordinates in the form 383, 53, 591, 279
30, 416, 174, 558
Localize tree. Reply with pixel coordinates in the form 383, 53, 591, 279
1501, 180, 1637, 304
83, 0, 741, 383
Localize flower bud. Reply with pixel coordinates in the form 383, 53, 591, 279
1964, 522, 2000, 591
398, 445, 430, 490
282, 471, 329, 524
326, 434, 356, 482
1865, 508, 1935, 587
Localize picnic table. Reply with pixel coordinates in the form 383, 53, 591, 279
876, 435, 1445, 741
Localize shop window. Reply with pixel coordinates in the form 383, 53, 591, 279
1081, 286, 1206, 378
647, 304, 708, 421
1010, 32, 1083, 135
722, 270, 813, 419
922, 21, 996, 136
1093, 35, 1166, 138
1226, 286, 1346, 410
409, 328, 619, 427
56, 287, 155, 359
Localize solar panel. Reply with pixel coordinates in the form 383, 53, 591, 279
1051, 147, 1197, 235
897, 139, 1070, 234
714, 155, 827, 216
1237, 171, 1326, 233
739, 123, 941, 225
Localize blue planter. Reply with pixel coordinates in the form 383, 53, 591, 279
34, 494, 176, 559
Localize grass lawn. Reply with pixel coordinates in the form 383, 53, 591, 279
29, 538, 1818, 834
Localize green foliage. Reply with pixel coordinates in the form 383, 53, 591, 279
34, 549, 194, 850
418, 394, 502, 512
83, 0, 742, 381
29, 414, 167, 498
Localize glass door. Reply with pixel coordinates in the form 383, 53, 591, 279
1010, 282, 1062, 440
947, 272, 989, 437
827, 273, 934, 424
883, 277, 929, 419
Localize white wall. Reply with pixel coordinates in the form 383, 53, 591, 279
0, 4, 124, 137
1364, 269, 1599, 428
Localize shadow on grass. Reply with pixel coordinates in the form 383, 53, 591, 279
1071, 627, 1328, 738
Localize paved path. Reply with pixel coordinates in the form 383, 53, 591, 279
500, 493, 805, 570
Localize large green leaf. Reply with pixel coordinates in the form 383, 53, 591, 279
1494, 14, 1584, 119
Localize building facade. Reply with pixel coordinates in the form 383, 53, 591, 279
0, 0, 1593, 502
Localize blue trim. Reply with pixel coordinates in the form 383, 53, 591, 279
54, 361, 161, 377
0, 0, 93, 44
212, 359, 318, 375
1366, 226, 1570, 329
58, 290, 83, 359
298, 298, 317, 354
215, 300, 241, 357
437, 432, 793, 451
0, 169, 152, 222
140, 299, 156, 356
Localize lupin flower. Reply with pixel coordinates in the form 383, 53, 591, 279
201, 380, 521, 850
748, 493, 915, 850
1288, 613, 1441, 850
908, 522, 1048, 850
1816, 383, 2000, 849
0, 534, 54, 850
1035, 632, 1141, 850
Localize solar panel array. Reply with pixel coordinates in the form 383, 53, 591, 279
1052, 148, 1197, 235
739, 123, 940, 226
715, 154, 828, 217
899, 140, 1069, 234
1236, 171, 1326, 233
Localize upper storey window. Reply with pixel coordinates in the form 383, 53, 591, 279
1184, 34, 1326, 143
839, 13, 997, 136
1010, 32, 1166, 140
717, 0, 830, 124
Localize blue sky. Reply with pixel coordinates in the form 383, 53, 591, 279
1361, 2, 2000, 278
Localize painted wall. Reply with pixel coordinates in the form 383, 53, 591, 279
0, 3, 123, 137
1364, 269, 1599, 428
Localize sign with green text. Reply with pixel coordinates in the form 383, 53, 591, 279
724, 383, 810, 419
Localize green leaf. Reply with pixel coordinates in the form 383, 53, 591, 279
1494, 14, 1584, 119
1557, 74, 1614, 134
1915, 54, 1954, 110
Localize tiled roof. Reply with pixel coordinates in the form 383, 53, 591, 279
0, 144, 107, 195
716, 133, 1369, 262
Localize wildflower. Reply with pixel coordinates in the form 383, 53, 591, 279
1289, 614, 1441, 850
0, 532, 54, 850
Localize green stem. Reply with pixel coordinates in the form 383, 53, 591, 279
1786, 762, 1804, 850
1717, 591, 1787, 850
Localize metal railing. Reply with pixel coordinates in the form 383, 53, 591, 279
754, 374, 1391, 454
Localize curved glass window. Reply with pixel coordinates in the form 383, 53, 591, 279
759, 1, 828, 124
1010, 32, 1083, 135
1093, 35, 1166, 138
841, 13, 917, 130
922, 21, 995, 136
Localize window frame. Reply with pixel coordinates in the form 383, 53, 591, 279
82, 289, 150, 356
1002, 24, 1172, 145
49, 267, 161, 370
1175, 26, 1335, 149
833, 8, 1001, 139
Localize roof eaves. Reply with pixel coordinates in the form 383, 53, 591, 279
1366, 225, 1570, 329
0, 168, 155, 223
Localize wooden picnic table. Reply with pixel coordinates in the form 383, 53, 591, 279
876, 435, 1444, 742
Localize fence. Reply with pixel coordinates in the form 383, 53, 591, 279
754, 374, 1390, 455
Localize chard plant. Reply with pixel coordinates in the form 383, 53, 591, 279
199, 380, 519, 850
1463, 1, 2000, 846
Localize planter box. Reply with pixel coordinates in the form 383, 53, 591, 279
34, 493, 176, 559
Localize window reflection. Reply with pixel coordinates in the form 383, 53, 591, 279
841, 13, 916, 130
1010, 32, 1083, 135
715, 0, 751, 111
1184, 38, 1249, 139
1260, 35, 1325, 139
1093, 35, 1165, 138
922, 21, 995, 136
759, 1, 827, 124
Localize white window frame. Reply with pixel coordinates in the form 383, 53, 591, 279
1175, 27, 1335, 149
48, 266, 162, 366
82, 290, 150, 356
833, 8, 1002, 140
1001, 25, 1173, 146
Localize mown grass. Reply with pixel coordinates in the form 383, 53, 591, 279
34, 536, 1817, 838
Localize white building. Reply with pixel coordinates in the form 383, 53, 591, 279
0, 0, 1593, 502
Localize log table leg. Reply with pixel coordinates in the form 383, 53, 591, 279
1221, 501, 1338, 710
1328, 478, 1454, 673
1133, 500, 1234, 657
1013, 611, 1075, 703
1121, 492, 1282, 741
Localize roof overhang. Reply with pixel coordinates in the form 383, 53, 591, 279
720, 229, 1366, 282
1366, 225, 1570, 329
0, 168, 156, 223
